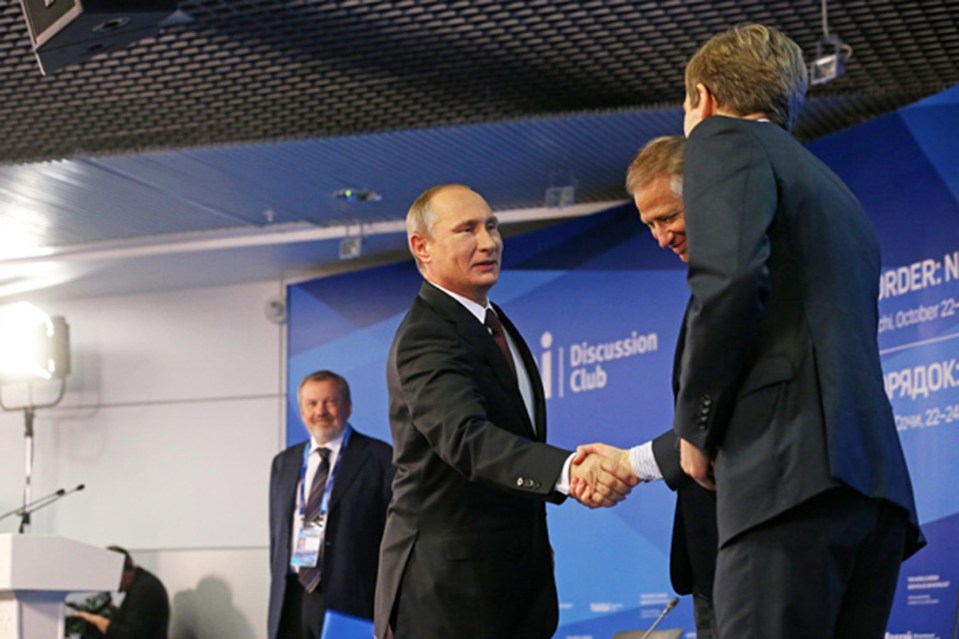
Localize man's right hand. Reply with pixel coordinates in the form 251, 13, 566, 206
569, 444, 638, 508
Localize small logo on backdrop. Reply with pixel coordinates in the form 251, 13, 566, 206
539, 329, 658, 399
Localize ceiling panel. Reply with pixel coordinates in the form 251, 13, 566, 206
1, 0, 956, 164
0, 0, 955, 301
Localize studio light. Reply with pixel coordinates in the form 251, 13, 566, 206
809, 0, 853, 86
0, 302, 70, 382
811, 35, 847, 86
0, 302, 71, 533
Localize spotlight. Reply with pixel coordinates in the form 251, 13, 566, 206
809, 0, 853, 86
0, 302, 70, 382
333, 188, 381, 203
810, 35, 847, 86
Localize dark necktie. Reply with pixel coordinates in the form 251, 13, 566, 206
485, 308, 516, 376
298, 446, 331, 592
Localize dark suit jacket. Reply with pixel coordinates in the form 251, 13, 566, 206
104, 567, 169, 639
268, 428, 393, 639
374, 282, 571, 639
651, 306, 718, 599
652, 430, 718, 598
674, 115, 922, 554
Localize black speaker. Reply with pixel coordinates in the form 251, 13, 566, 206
18, 0, 177, 75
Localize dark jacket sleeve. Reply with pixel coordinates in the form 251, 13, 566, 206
393, 309, 571, 498
673, 118, 777, 451
651, 429, 697, 491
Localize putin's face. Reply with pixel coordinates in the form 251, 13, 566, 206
412, 186, 503, 305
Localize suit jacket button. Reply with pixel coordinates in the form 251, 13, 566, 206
702, 395, 712, 406
516, 477, 525, 487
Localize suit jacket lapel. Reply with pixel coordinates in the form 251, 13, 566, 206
672, 298, 691, 401
328, 433, 366, 511
281, 443, 308, 525
418, 284, 537, 440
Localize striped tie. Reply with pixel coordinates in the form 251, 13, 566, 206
298, 447, 330, 592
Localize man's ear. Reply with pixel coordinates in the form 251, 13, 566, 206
696, 82, 718, 118
410, 233, 430, 265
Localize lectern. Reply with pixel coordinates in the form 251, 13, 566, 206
0, 534, 122, 639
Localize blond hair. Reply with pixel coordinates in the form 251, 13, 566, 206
685, 24, 808, 130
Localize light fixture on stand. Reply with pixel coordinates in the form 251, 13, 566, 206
0, 302, 71, 533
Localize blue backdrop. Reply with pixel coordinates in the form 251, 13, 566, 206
287, 84, 959, 638
809, 84, 959, 639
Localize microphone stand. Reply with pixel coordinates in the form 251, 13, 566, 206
641, 597, 679, 639
0, 378, 68, 533
0, 484, 85, 532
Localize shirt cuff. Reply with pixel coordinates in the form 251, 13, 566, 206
629, 441, 663, 482
554, 453, 575, 495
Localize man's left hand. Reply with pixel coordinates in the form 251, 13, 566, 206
679, 438, 715, 490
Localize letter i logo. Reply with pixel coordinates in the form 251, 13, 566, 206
540, 332, 553, 399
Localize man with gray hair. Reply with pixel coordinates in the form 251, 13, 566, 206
577, 136, 719, 638
374, 184, 637, 638
268, 370, 392, 639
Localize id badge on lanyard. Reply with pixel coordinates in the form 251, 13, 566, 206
291, 514, 326, 567
289, 426, 351, 570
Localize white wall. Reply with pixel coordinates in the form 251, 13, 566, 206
0, 281, 286, 638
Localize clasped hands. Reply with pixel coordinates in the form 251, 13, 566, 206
568, 443, 638, 508
569, 438, 716, 508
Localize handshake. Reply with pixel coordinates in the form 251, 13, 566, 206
568, 443, 638, 509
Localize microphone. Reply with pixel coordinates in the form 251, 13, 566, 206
640, 597, 679, 639
0, 483, 87, 529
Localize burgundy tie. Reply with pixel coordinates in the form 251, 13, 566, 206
298, 447, 331, 593
485, 308, 516, 376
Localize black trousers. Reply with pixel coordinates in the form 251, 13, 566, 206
277, 574, 326, 639
714, 487, 908, 639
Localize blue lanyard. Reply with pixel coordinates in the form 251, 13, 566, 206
297, 424, 351, 521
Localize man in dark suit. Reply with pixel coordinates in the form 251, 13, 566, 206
576, 136, 719, 638
268, 370, 393, 639
374, 184, 637, 639
70, 546, 169, 639
674, 24, 923, 638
